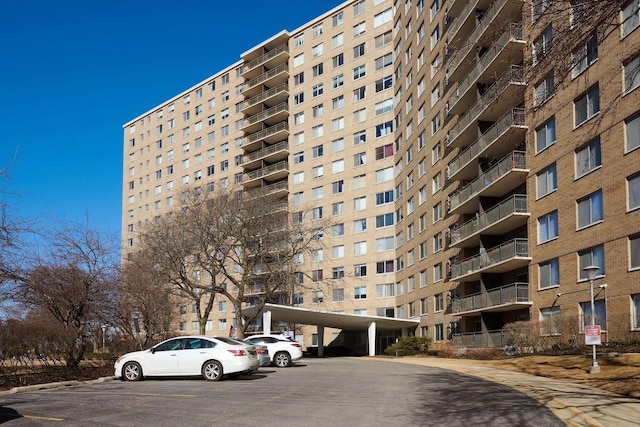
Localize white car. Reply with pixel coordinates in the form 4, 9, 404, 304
114, 336, 260, 382
244, 334, 303, 367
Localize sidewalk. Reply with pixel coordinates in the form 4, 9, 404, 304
373, 356, 640, 427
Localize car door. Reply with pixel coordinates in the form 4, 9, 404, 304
179, 338, 216, 375
144, 338, 184, 375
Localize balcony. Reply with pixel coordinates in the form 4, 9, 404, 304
451, 282, 531, 315
450, 194, 529, 248
447, 0, 491, 49
446, 0, 523, 82
449, 238, 531, 281
447, 65, 526, 149
242, 102, 289, 133
242, 83, 289, 115
447, 25, 525, 115
242, 43, 289, 79
447, 151, 528, 215
244, 160, 289, 185
452, 329, 512, 348
245, 180, 289, 197
447, 108, 526, 182
242, 63, 289, 98
243, 121, 289, 151
244, 140, 289, 169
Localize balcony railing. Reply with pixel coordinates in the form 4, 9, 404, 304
451, 282, 530, 314
448, 25, 524, 110
446, 0, 514, 76
243, 43, 289, 74
450, 194, 527, 245
447, 108, 526, 180
447, 151, 527, 213
447, 65, 525, 147
449, 238, 529, 279
452, 329, 512, 348
243, 83, 288, 109
245, 140, 289, 163
243, 63, 288, 91
447, 0, 481, 44
244, 102, 289, 128
244, 121, 289, 145
246, 160, 288, 181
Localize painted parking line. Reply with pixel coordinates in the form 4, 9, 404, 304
32, 390, 197, 398
0, 410, 64, 422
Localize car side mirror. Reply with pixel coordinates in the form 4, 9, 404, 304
150, 348, 156, 354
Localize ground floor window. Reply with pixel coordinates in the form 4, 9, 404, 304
434, 323, 444, 341
580, 299, 607, 332
632, 294, 640, 330
540, 306, 561, 335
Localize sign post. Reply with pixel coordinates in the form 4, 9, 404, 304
585, 325, 601, 346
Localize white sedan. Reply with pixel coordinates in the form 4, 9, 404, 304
114, 336, 260, 382
244, 334, 303, 367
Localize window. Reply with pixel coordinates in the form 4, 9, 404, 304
534, 71, 554, 106
537, 164, 557, 198
626, 112, 640, 152
312, 291, 324, 304
577, 191, 604, 230
353, 241, 367, 255
375, 167, 393, 183
375, 121, 393, 138
353, 65, 366, 80
312, 83, 324, 97
536, 116, 556, 153
353, 21, 366, 37
332, 117, 345, 131
354, 286, 367, 299
353, 43, 365, 59
294, 34, 304, 47
434, 324, 444, 341
353, 108, 366, 123
375, 30, 392, 48
353, 87, 366, 102
625, 53, 640, 93
376, 213, 394, 228
354, 264, 367, 277
575, 137, 602, 178
312, 43, 324, 58
312, 23, 323, 38
354, 196, 366, 211
533, 26, 552, 65
312, 63, 324, 77
540, 307, 561, 335
375, 53, 393, 70
294, 112, 304, 125
333, 180, 344, 194
376, 283, 394, 298
572, 33, 598, 78
580, 300, 607, 332
539, 258, 560, 289
332, 11, 344, 27
574, 84, 600, 127
312, 165, 323, 179
538, 211, 559, 243
332, 245, 345, 259
294, 72, 305, 86
376, 260, 394, 274
628, 173, 640, 210
293, 171, 304, 184
632, 294, 640, 330
375, 143, 393, 160
376, 236, 394, 252
430, 25, 439, 49
375, 99, 393, 116
578, 245, 605, 280
312, 145, 324, 158
332, 224, 344, 237
332, 201, 344, 215
353, 152, 366, 167
622, 0, 640, 37
293, 151, 304, 164
294, 92, 304, 105
353, 0, 365, 15
333, 288, 345, 302
630, 234, 640, 270
312, 125, 324, 138
375, 76, 393, 93
376, 190, 394, 205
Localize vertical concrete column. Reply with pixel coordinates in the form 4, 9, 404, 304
317, 325, 324, 357
367, 322, 377, 356
263, 311, 271, 335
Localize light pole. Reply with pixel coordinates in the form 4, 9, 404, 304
583, 265, 600, 374
101, 324, 107, 352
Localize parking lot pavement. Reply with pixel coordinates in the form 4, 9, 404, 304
376, 356, 640, 427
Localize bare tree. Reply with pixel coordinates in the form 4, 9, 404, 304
13, 220, 120, 371
135, 187, 333, 339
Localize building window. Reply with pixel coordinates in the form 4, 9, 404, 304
312, 291, 324, 304
354, 286, 367, 299
574, 84, 600, 127
632, 294, 640, 330
630, 234, 640, 270
376, 213, 394, 228
332, 288, 345, 302
624, 52, 640, 93
575, 137, 602, 178
538, 210, 559, 243
375, 53, 393, 70
434, 324, 444, 341
353, 241, 367, 255
628, 173, 640, 210
376, 260, 394, 274
332, 202, 344, 216
537, 163, 557, 198
375, 75, 393, 92
533, 26, 552, 65
622, 0, 640, 37
540, 307, 561, 335
625, 111, 640, 152
578, 245, 605, 280
572, 33, 598, 78
536, 116, 556, 153
539, 258, 560, 289
580, 300, 607, 332
534, 71, 554, 107
577, 191, 603, 229
376, 283, 394, 298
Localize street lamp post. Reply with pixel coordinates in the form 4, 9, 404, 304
583, 265, 600, 374
101, 324, 107, 352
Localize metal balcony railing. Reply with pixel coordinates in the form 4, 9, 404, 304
243, 63, 288, 91
450, 194, 527, 245
447, 0, 481, 43
244, 121, 289, 145
447, 65, 525, 147
448, 25, 524, 109
446, 0, 515, 76
451, 282, 530, 314
447, 108, 526, 179
243, 44, 289, 73
447, 150, 527, 213
246, 160, 288, 181
450, 238, 529, 279
243, 83, 288, 109
244, 102, 289, 128
452, 329, 512, 348
245, 140, 289, 163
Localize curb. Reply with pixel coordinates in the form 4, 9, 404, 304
0, 376, 117, 396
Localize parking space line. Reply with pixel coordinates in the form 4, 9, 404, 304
32, 391, 197, 398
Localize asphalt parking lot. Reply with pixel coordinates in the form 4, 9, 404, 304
0, 358, 563, 426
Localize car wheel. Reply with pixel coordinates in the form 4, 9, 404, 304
122, 362, 142, 381
274, 351, 291, 368
202, 360, 223, 381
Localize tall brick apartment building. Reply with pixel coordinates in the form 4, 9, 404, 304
122, 0, 640, 352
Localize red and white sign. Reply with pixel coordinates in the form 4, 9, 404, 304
585, 325, 601, 346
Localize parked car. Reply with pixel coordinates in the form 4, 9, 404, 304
228, 338, 270, 367
114, 336, 260, 382
244, 334, 303, 367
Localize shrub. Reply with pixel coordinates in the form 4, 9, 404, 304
383, 336, 431, 356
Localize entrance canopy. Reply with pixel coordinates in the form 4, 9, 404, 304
243, 303, 420, 356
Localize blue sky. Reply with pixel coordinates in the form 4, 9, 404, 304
1, 0, 340, 236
